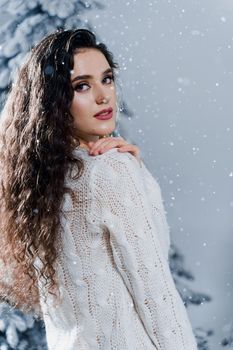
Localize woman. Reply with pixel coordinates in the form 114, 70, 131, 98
0, 29, 197, 349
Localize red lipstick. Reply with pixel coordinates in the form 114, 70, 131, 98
94, 107, 113, 120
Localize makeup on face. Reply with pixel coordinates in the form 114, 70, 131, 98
69, 48, 117, 145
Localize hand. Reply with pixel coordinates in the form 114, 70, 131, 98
88, 137, 141, 162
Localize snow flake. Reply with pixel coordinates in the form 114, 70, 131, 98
44, 65, 54, 76
191, 30, 201, 36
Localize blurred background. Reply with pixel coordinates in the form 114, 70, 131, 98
0, 1, 232, 349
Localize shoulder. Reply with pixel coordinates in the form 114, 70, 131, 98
70, 147, 144, 194
91, 148, 141, 176
89, 148, 144, 197
73, 146, 140, 168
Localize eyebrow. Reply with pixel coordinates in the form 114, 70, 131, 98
71, 68, 114, 83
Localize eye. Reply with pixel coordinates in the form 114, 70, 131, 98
74, 83, 89, 92
73, 74, 115, 92
103, 74, 114, 84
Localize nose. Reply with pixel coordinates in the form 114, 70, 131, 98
95, 84, 110, 105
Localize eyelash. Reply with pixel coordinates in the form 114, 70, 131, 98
74, 75, 115, 92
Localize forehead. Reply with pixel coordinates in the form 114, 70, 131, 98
72, 48, 110, 74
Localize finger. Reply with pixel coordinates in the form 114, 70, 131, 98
91, 136, 124, 148
90, 137, 127, 154
99, 139, 131, 154
88, 141, 108, 155
117, 145, 140, 156
98, 140, 128, 152
91, 141, 124, 155
89, 137, 113, 153
117, 144, 139, 152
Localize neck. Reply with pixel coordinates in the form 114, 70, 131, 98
74, 134, 111, 150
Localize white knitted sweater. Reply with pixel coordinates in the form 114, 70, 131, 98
38, 147, 198, 350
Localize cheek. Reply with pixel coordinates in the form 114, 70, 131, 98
70, 93, 91, 116
111, 87, 117, 107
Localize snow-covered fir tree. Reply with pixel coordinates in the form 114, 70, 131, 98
0, 0, 213, 349
221, 323, 233, 348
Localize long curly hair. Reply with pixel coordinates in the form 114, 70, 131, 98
0, 28, 119, 319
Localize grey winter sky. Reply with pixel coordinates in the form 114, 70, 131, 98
82, 1, 233, 349
1, 1, 233, 349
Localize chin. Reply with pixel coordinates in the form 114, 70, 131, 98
98, 121, 116, 136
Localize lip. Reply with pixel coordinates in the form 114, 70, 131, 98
94, 107, 113, 120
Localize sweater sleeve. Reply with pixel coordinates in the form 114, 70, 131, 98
140, 160, 171, 262
90, 151, 198, 350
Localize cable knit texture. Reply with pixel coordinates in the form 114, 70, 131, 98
37, 147, 198, 350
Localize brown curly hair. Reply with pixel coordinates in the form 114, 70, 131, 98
0, 28, 119, 320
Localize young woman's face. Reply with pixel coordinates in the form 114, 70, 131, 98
70, 48, 117, 145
